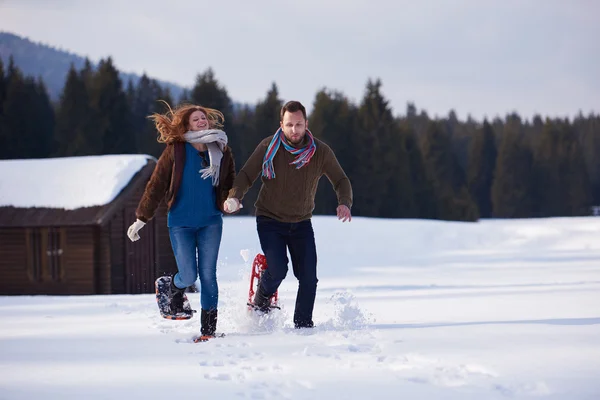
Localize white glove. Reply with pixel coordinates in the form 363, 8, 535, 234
127, 219, 146, 242
223, 198, 242, 213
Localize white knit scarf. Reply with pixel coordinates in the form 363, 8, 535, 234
183, 129, 228, 186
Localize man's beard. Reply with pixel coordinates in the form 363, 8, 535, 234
285, 132, 304, 145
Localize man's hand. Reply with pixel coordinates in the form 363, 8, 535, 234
224, 197, 242, 213
336, 205, 352, 222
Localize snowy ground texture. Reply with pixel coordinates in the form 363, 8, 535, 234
1, 216, 599, 399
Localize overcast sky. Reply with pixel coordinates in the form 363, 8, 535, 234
1, 0, 598, 120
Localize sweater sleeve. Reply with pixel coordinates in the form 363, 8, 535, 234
228, 138, 269, 200
322, 145, 353, 208
135, 146, 173, 222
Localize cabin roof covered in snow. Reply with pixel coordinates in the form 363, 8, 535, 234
0, 155, 155, 227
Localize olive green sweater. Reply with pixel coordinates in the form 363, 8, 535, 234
229, 135, 352, 222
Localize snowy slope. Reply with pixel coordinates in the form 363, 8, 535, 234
1, 216, 599, 399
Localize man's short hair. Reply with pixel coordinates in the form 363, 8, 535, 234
280, 101, 307, 121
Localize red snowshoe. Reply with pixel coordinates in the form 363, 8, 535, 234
247, 253, 280, 312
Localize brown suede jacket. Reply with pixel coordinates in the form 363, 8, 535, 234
135, 142, 236, 223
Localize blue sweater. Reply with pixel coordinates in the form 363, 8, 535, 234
168, 143, 222, 227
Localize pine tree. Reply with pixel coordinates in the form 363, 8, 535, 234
55, 64, 96, 156
353, 79, 408, 217
32, 78, 55, 157
400, 120, 437, 219
1, 65, 54, 159
231, 104, 256, 167
0, 58, 6, 110
190, 68, 234, 117
309, 89, 359, 215
189, 68, 240, 161
125, 79, 135, 109
576, 113, 600, 206
129, 74, 173, 158
237, 83, 282, 215
0, 58, 7, 159
421, 121, 478, 221
80, 58, 94, 88
0, 58, 23, 159
89, 57, 134, 154
178, 89, 190, 104
405, 102, 429, 139
385, 124, 420, 218
491, 122, 535, 218
562, 121, 592, 215
1, 69, 29, 158
534, 119, 591, 216
254, 83, 282, 138
445, 110, 470, 172
467, 120, 497, 218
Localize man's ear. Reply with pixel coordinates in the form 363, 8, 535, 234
305, 119, 309, 130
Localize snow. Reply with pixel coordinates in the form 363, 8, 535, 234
1, 216, 600, 399
0, 155, 153, 209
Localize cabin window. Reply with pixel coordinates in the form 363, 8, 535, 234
47, 227, 63, 281
27, 229, 44, 281
27, 228, 64, 282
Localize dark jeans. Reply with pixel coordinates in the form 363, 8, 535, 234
256, 215, 318, 326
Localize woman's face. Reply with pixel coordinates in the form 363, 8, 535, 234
188, 110, 209, 131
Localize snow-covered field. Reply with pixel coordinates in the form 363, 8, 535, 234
1, 216, 599, 399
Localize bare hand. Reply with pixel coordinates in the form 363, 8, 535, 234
336, 205, 352, 222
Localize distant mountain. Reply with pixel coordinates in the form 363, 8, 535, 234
0, 31, 186, 101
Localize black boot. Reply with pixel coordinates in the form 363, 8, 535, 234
294, 320, 315, 329
169, 278, 185, 314
201, 309, 218, 336
253, 282, 272, 313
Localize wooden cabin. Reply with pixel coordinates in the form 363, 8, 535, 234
0, 155, 177, 295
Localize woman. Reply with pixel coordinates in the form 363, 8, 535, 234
127, 102, 236, 340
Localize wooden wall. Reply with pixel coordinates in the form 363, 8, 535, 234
155, 207, 177, 277
107, 169, 177, 295
95, 225, 111, 294
0, 226, 96, 295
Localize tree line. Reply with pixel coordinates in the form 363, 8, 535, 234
0, 56, 598, 221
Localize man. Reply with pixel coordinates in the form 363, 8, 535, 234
224, 100, 352, 328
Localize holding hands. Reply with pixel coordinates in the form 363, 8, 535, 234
224, 197, 242, 213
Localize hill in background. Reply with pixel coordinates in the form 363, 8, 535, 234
0, 31, 186, 101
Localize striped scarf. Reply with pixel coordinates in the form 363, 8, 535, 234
261, 128, 317, 179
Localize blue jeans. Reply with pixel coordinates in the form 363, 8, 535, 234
256, 216, 318, 326
169, 222, 223, 311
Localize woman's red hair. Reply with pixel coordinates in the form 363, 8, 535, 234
149, 101, 225, 144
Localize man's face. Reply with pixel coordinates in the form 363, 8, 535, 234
280, 110, 308, 145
